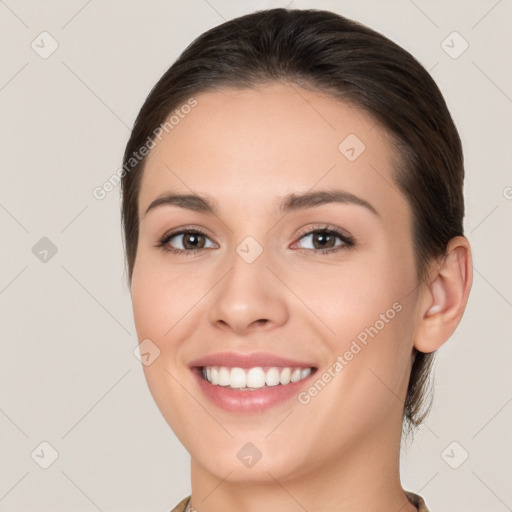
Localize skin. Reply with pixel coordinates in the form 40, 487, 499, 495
130, 81, 472, 512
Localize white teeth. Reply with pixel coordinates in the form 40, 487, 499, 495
218, 367, 230, 386
230, 367, 246, 388
290, 368, 302, 383
301, 368, 312, 379
279, 367, 291, 385
265, 367, 280, 386
246, 367, 266, 388
201, 365, 314, 389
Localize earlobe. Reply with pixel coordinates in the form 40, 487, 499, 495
413, 236, 473, 354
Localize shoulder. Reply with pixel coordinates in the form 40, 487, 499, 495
168, 495, 191, 512
405, 491, 430, 512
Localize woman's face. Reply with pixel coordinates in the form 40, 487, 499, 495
131, 82, 424, 483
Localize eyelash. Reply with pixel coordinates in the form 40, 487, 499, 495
155, 224, 355, 256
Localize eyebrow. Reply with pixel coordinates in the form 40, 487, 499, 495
143, 189, 379, 218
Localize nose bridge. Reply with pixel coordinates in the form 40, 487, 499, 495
207, 234, 288, 333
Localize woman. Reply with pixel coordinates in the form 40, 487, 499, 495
121, 8, 472, 512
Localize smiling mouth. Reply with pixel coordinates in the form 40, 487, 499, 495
195, 365, 317, 390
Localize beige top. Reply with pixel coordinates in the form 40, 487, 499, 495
169, 491, 430, 511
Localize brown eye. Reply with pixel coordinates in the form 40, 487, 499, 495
308, 231, 337, 249
157, 229, 217, 255
296, 228, 353, 252
179, 232, 207, 250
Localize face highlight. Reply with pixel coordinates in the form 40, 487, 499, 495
130, 82, 422, 485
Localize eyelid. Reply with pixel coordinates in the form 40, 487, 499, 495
293, 223, 355, 245
159, 224, 217, 243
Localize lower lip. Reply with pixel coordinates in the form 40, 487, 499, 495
191, 367, 317, 413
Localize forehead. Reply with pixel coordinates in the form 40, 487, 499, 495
139, 82, 408, 220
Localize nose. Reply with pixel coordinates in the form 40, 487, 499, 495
207, 246, 289, 335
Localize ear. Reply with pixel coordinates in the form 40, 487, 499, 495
413, 236, 473, 354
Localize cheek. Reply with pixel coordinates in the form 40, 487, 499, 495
291, 259, 401, 338
130, 254, 215, 376
131, 263, 163, 339
130, 259, 197, 439
307, 309, 412, 441
130, 251, 194, 337
295, 259, 414, 400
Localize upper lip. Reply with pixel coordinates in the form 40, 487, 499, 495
189, 351, 317, 369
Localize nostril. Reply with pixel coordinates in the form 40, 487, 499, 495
253, 319, 269, 327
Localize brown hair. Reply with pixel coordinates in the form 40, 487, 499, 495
121, 8, 465, 434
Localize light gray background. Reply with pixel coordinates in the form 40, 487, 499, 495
0, 0, 511, 511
